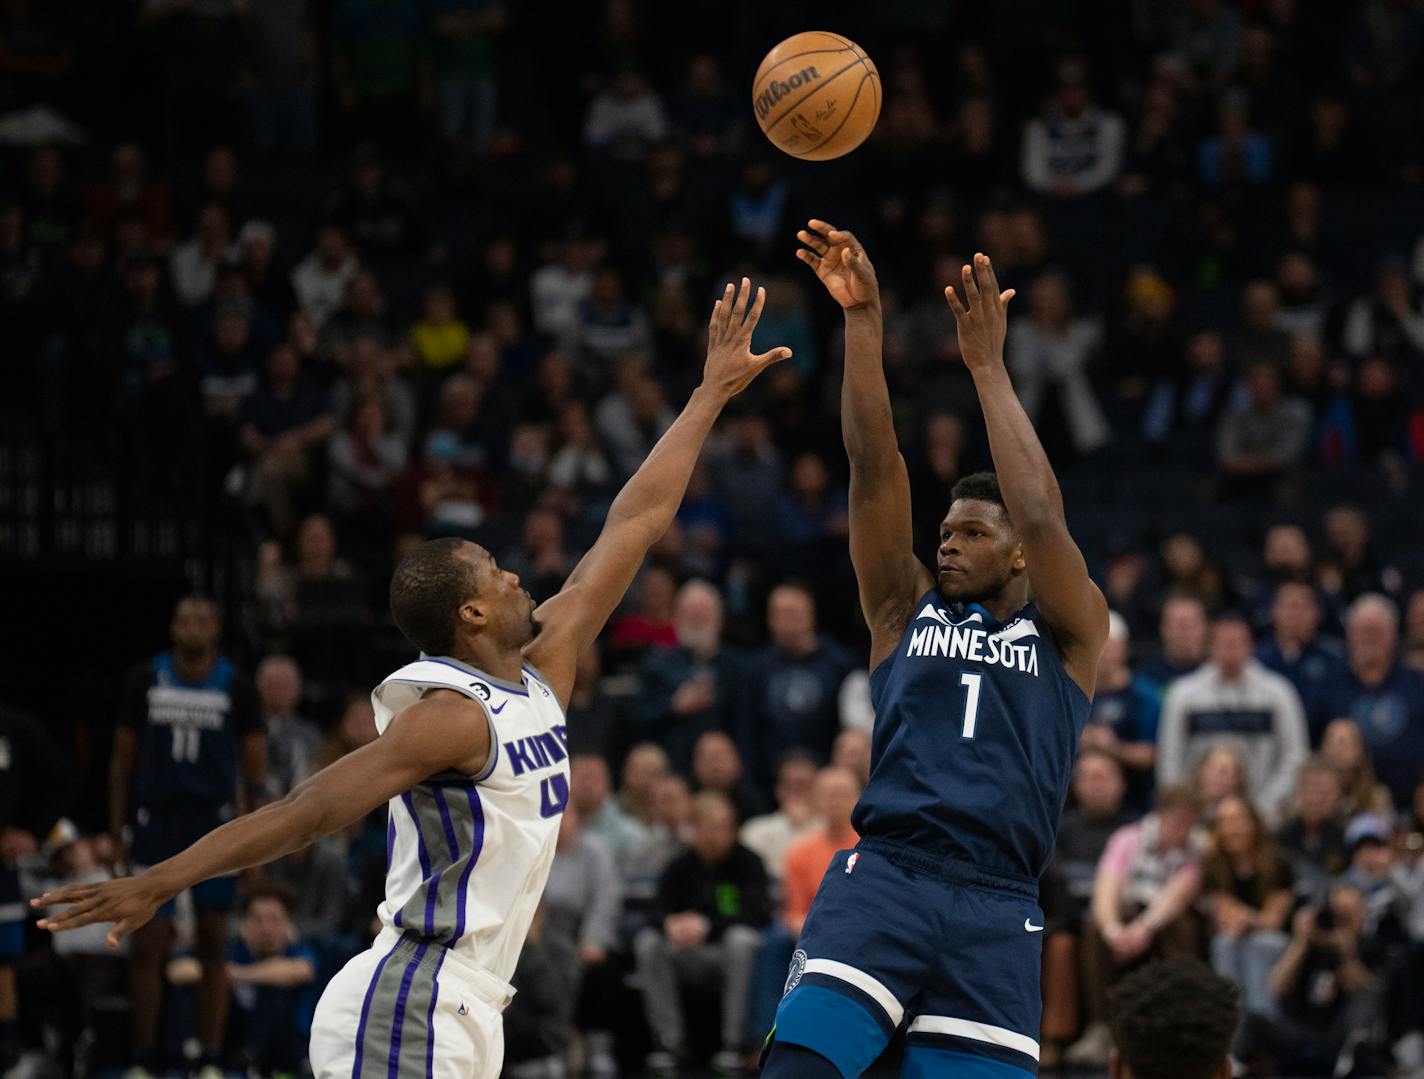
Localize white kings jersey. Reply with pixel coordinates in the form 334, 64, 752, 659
370, 656, 570, 982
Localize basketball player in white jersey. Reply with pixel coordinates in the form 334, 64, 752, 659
34, 279, 792, 1079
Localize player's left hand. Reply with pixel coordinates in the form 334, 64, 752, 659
701, 278, 792, 401
796, 220, 879, 310
32, 874, 165, 948
945, 253, 1015, 374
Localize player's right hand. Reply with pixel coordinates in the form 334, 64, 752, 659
796, 219, 879, 310
700, 277, 792, 400
32, 873, 165, 948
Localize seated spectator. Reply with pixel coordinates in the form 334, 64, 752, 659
1204, 796, 1294, 1023
1255, 887, 1386, 1077
573, 266, 650, 366
1255, 580, 1344, 716
1311, 594, 1424, 808
170, 202, 233, 307
1275, 757, 1350, 889
1067, 785, 1205, 1067
740, 752, 819, 882
254, 514, 360, 644
1404, 589, 1424, 671
1244, 525, 1317, 630
1192, 741, 1250, 825
502, 904, 579, 1079
168, 887, 317, 1076
1215, 362, 1311, 499
831, 729, 872, 787
408, 283, 470, 372
1341, 260, 1424, 364
237, 342, 335, 538
633, 792, 770, 1075
1142, 331, 1237, 452
735, 583, 855, 799
1040, 750, 1136, 1065
312, 692, 378, 772
263, 832, 350, 947
198, 297, 265, 421
529, 232, 597, 343
326, 395, 407, 544
395, 430, 495, 539
290, 223, 358, 331
1083, 612, 1161, 812
1021, 59, 1125, 198
253, 655, 320, 799
618, 743, 670, 828
1320, 718, 1395, 818
691, 731, 765, 824
499, 508, 574, 604
1107, 960, 1240, 1079
565, 647, 615, 759
333, 334, 417, 447
1157, 614, 1308, 822
322, 145, 424, 262
238, 220, 296, 322
708, 412, 784, 560
632, 581, 744, 773
321, 270, 392, 366
570, 753, 648, 871
623, 774, 693, 918
606, 566, 679, 663
774, 452, 849, 550
583, 70, 668, 159
595, 363, 674, 478
1139, 594, 1208, 690
546, 400, 617, 523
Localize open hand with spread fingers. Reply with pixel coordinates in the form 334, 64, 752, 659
796, 219, 879, 310
701, 277, 793, 400
33, 873, 165, 949
945, 252, 1016, 373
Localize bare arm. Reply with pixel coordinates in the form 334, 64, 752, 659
797, 221, 933, 668
946, 254, 1108, 694
525, 279, 789, 704
36, 691, 489, 946
109, 728, 135, 856
1091, 867, 1126, 937
229, 955, 316, 987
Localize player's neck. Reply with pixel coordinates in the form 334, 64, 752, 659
450, 642, 524, 685
172, 649, 216, 681
972, 589, 1029, 626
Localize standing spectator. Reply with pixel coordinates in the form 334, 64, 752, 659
252, 655, 320, 800
735, 584, 855, 799
0, 706, 70, 1071
1082, 611, 1161, 812
1320, 718, 1395, 818
691, 731, 765, 824
1275, 757, 1350, 889
633, 580, 743, 772
1312, 594, 1424, 806
112, 597, 266, 1076
1255, 580, 1345, 717
290, 224, 358, 331
634, 792, 770, 1075
1157, 614, 1309, 822
1204, 796, 1295, 1022
739, 752, 818, 882
1067, 786, 1205, 1067
569, 753, 648, 873
1021, 59, 1126, 197
1139, 594, 1209, 690
1215, 363, 1311, 498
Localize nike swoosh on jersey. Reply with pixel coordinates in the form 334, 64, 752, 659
490, 701, 507, 714
1024, 919, 1044, 932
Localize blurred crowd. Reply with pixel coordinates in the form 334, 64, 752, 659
2, 0, 1424, 1076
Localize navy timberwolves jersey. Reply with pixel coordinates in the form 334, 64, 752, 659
854, 593, 1090, 879
121, 653, 260, 812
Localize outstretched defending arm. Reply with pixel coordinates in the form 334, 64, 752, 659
946, 254, 1108, 693
526, 279, 790, 704
797, 220, 933, 669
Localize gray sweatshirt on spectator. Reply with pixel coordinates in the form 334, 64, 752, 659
542, 832, 623, 952
1156, 660, 1309, 821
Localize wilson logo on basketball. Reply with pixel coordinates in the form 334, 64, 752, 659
754, 66, 821, 121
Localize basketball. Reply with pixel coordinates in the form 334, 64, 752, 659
752, 31, 880, 161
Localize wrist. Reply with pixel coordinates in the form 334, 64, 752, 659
690, 382, 731, 409
844, 298, 882, 318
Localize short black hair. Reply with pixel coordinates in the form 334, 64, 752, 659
949, 472, 1009, 520
1110, 959, 1239, 1079
390, 538, 482, 656
241, 883, 295, 917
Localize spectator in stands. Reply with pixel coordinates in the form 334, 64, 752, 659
634, 791, 770, 1075
1067, 785, 1205, 1067
1312, 594, 1424, 806
500, 508, 574, 604
584, 69, 668, 158
606, 566, 678, 662
691, 731, 764, 824
573, 266, 650, 366
1083, 612, 1161, 812
623, 773, 694, 925
502, 903, 578, 1079
1192, 742, 1249, 825
113, 597, 265, 1076
618, 743, 669, 826
570, 753, 647, 872
831, 729, 872, 786
529, 232, 598, 343
1204, 795, 1294, 1021
238, 342, 336, 539
1341, 259, 1424, 364
1255, 580, 1344, 715
1319, 506, 1401, 604
322, 145, 424, 262
198, 298, 264, 422
740, 752, 819, 882
1142, 330, 1237, 451
290, 223, 358, 331
253, 655, 320, 800
633, 580, 742, 772
596, 363, 674, 478
326, 394, 407, 540
1021, 59, 1126, 198
1320, 718, 1395, 818
170, 203, 232, 308
709, 411, 784, 560
407, 283, 470, 372
546, 400, 617, 523
1140, 594, 1209, 689
1157, 613, 1309, 822
1404, 590, 1424, 672
1215, 362, 1311, 499
735, 584, 855, 798
1276, 757, 1350, 890
1040, 749, 1135, 1065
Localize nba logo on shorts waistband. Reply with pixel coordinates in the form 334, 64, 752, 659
845, 852, 859, 875
458, 1001, 469, 1016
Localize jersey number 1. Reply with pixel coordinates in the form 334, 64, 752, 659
171, 727, 201, 762
958, 673, 982, 739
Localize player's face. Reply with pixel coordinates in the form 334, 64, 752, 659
468, 547, 538, 647
171, 599, 219, 654
935, 500, 1023, 603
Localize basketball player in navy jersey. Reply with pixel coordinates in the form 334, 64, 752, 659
760, 225, 1109, 1079
35, 280, 792, 1079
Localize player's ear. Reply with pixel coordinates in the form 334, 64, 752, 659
458, 599, 488, 630
1012, 538, 1027, 572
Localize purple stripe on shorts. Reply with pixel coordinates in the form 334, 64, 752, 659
424, 947, 445, 1078
386, 942, 427, 1079
351, 939, 400, 1079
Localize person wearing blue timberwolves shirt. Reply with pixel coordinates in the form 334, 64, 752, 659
1255, 579, 1344, 720
766, 225, 1108, 1079
113, 596, 266, 1079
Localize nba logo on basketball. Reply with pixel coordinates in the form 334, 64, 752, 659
845, 852, 859, 875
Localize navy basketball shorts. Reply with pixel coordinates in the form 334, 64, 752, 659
131, 804, 238, 916
771, 838, 1044, 1079
0, 866, 25, 961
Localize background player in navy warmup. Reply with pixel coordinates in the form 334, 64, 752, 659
763, 226, 1109, 1079
113, 596, 266, 1078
